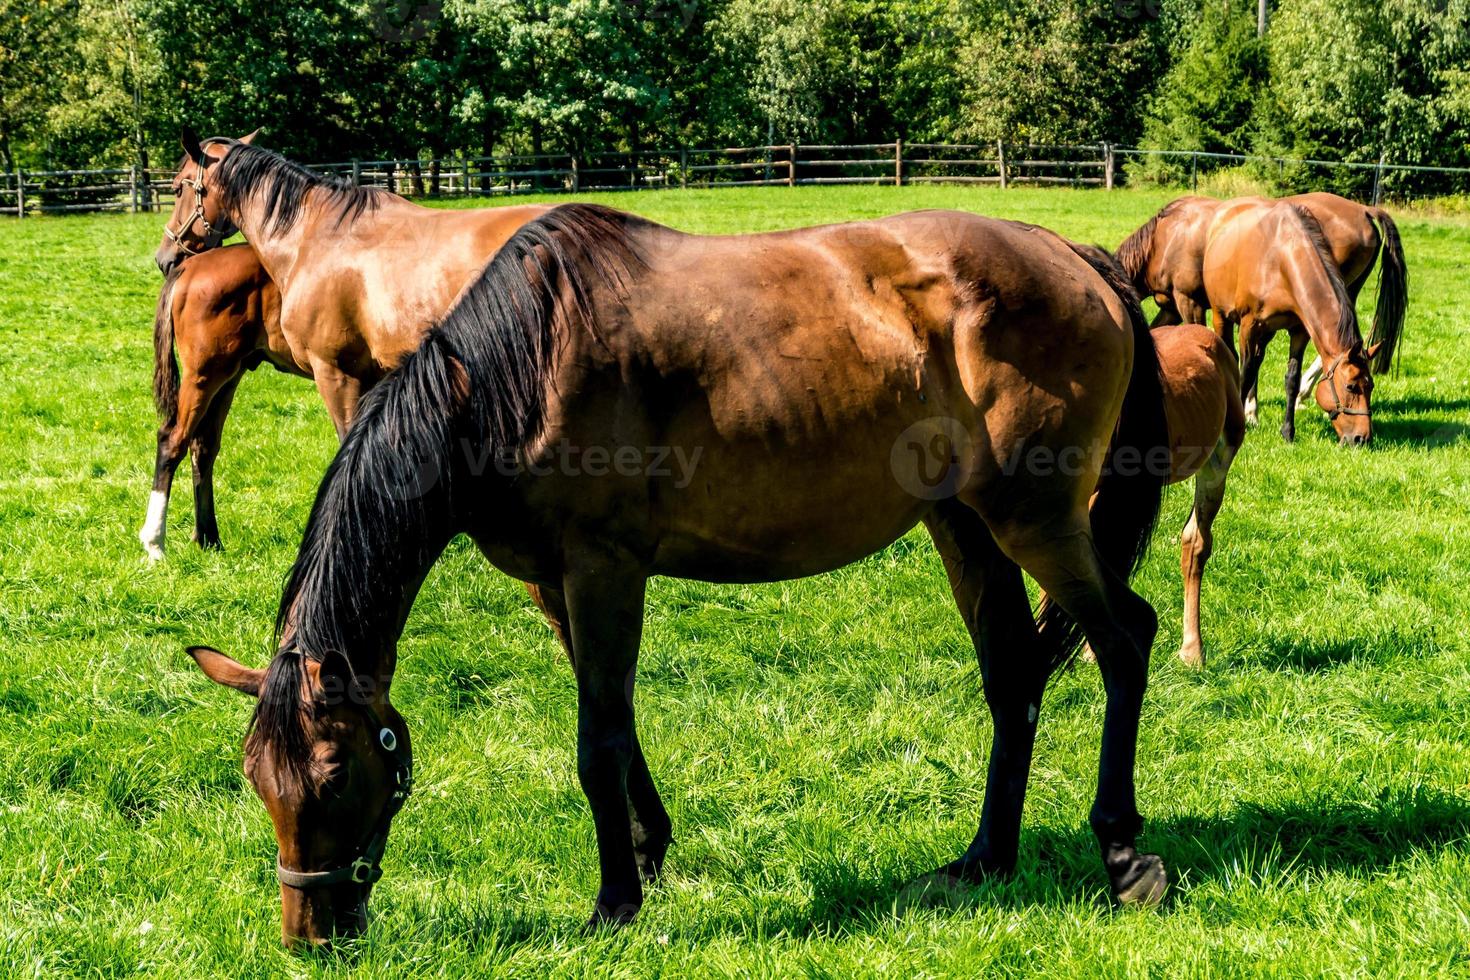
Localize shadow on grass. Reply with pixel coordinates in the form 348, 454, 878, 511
797, 785, 1470, 934
1250, 625, 1435, 674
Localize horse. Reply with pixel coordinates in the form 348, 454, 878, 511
1070, 246, 1244, 668
142, 246, 285, 559
1202, 198, 1378, 445
186, 203, 1174, 945
1286, 192, 1407, 403
1118, 194, 1406, 439
154, 128, 548, 434
1116, 195, 1221, 326
1153, 324, 1245, 667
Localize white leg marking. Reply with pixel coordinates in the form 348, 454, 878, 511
140, 489, 169, 561
1298, 356, 1323, 407
1244, 390, 1259, 426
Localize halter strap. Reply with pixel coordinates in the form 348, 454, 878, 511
162, 170, 219, 256
275, 699, 414, 890
1319, 349, 1371, 420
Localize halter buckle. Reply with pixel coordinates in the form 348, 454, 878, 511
349, 858, 377, 884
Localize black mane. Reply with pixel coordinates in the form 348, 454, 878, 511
249, 203, 646, 775
209, 139, 386, 235
1288, 203, 1360, 350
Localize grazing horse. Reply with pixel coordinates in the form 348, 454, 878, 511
187, 204, 1173, 945
154, 128, 548, 434
1153, 324, 1245, 667
1287, 192, 1407, 402
1203, 199, 1378, 445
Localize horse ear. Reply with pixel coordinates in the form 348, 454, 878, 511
187, 646, 264, 697
238, 128, 261, 146
181, 126, 203, 164
1364, 341, 1382, 361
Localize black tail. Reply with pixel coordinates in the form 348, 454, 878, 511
1367, 208, 1408, 375
1037, 246, 1170, 675
153, 267, 182, 426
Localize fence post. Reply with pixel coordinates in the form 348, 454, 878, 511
15, 171, 23, 218
680, 147, 688, 189
997, 141, 1007, 189
1191, 152, 1198, 191
895, 138, 904, 186
570, 155, 580, 193
787, 145, 796, 186
351, 159, 361, 186
129, 165, 139, 213
1103, 143, 1115, 190
1372, 150, 1386, 205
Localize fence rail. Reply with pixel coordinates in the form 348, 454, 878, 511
5, 140, 1470, 217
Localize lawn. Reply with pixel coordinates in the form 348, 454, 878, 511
1, 185, 1468, 976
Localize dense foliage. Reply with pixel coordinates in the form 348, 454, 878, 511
1, 0, 1468, 176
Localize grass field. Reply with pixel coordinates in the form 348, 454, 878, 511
1, 185, 1468, 976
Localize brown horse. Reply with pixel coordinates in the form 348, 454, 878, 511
154, 129, 548, 433
142, 246, 284, 559
1154, 324, 1245, 667
1118, 194, 1406, 437
1116, 196, 1221, 326
1203, 198, 1378, 444
1287, 192, 1407, 401
187, 204, 1173, 945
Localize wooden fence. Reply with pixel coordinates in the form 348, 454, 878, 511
4, 140, 1469, 217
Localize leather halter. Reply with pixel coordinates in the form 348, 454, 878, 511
162, 167, 221, 257
1319, 349, 1370, 420
274, 698, 414, 890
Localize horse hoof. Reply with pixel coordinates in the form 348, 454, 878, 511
1280, 424, 1295, 442
1177, 645, 1204, 668
634, 838, 671, 883
583, 899, 640, 932
142, 542, 166, 562
1111, 853, 1168, 907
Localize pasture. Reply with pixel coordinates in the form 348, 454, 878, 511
1, 186, 1468, 975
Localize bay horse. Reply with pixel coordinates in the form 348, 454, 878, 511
1071, 246, 1244, 667
1203, 198, 1378, 445
1153, 324, 1245, 667
154, 128, 548, 433
143, 246, 283, 559
1118, 194, 1406, 440
186, 204, 1173, 945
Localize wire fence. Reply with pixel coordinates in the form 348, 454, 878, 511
4, 141, 1470, 217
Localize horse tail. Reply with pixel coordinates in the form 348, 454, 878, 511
153, 266, 183, 426
1037, 245, 1170, 675
1367, 207, 1408, 374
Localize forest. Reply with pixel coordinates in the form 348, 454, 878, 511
3, 0, 1469, 183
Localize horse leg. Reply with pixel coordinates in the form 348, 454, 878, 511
1297, 355, 1324, 408
309, 357, 366, 441
1176, 292, 1206, 326
141, 369, 223, 560
1238, 321, 1267, 427
1178, 437, 1236, 667
1214, 310, 1237, 361
999, 517, 1166, 905
188, 375, 241, 549
525, 581, 672, 882
562, 553, 649, 927
1280, 330, 1310, 442
920, 502, 1046, 882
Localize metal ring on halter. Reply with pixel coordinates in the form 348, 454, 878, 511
274, 696, 414, 891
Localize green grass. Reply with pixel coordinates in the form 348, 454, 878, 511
1, 186, 1468, 976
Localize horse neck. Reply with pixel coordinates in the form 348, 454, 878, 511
1280, 238, 1356, 358
229, 191, 310, 294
